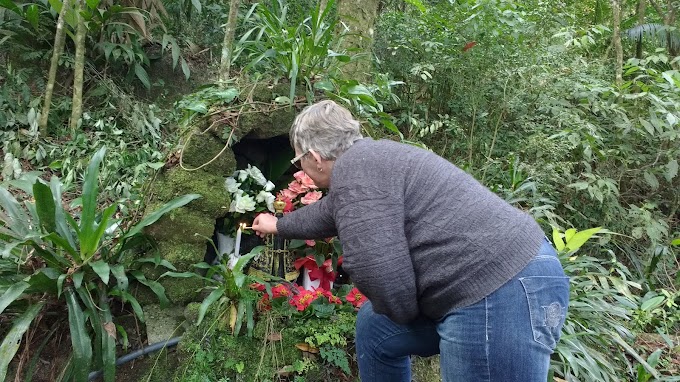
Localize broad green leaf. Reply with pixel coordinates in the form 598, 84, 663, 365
190, 0, 201, 13
0, 187, 30, 236
564, 228, 576, 242
159, 271, 197, 279
110, 289, 144, 322
640, 118, 655, 135
51, 176, 77, 251
0, 281, 29, 315
672, 238, 680, 246
404, 0, 427, 12
65, 288, 93, 381
110, 264, 128, 290
181, 58, 190, 80
57, 274, 67, 297
640, 295, 664, 311
552, 227, 565, 251
79, 146, 106, 262
90, 260, 111, 285
665, 159, 678, 181
565, 227, 602, 252
33, 180, 56, 233
0, 302, 44, 381
43, 232, 78, 259
197, 286, 225, 325
643, 171, 659, 190
170, 38, 179, 68
100, 303, 116, 382
130, 271, 169, 308
85, 0, 100, 10
234, 300, 246, 335
0, 0, 23, 15
134, 63, 150, 89
123, 194, 201, 238
73, 271, 84, 289
25, 5, 40, 30
82, 203, 117, 262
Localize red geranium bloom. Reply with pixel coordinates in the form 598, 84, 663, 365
346, 287, 368, 308
290, 289, 317, 311
250, 283, 266, 292
271, 284, 291, 298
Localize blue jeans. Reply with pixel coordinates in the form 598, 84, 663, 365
355, 239, 569, 382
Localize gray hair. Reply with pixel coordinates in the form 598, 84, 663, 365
289, 100, 363, 160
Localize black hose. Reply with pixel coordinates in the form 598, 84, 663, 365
87, 336, 182, 381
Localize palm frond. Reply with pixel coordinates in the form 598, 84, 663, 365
623, 23, 680, 52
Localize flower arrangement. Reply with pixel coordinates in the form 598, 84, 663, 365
277, 170, 323, 212
251, 282, 366, 318
223, 164, 276, 234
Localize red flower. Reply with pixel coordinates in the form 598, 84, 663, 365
294, 256, 338, 290
323, 290, 342, 304
462, 41, 477, 52
251, 283, 266, 292
271, 284, 291, 298
345, 287, 368, 308
290, 288, 318, 311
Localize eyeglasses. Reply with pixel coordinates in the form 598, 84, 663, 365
290, 151, 309, 169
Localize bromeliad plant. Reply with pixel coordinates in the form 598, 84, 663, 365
0, 146, 200, 382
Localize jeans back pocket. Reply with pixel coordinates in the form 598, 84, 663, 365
519, 276, 570, 352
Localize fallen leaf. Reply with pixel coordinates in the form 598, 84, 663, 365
267, 332, 282, 341
295, 343, 319, 354
103, 322, 116, 339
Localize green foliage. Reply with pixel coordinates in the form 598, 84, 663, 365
0, 147, 200, 381
193, 246, 265, 337
239, 0, 350, 102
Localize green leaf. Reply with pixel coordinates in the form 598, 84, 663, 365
79, 146, 106, 261
0, 302, 44, 381
181, 57, 190, 80
65, 288, 93, 382
113, 289, 145, 322
73, 271, 84, 289
57, 274, 67, 297
640, 295, 664, 311
196, 287, 225, 325
665, 159, 678, 181
90, 260, 111, 285
0, 282, 29, 315
190, 0, 201, 13
25, 5, 40, 30
123, 194, 201, 238
110, 264, 128, 291
565, 227, 602, 252
640, 118, 655, 135
404, 0, 427, 13
0, 186, 30, 236
51, 176, 77, 251
85, 0, 100, 10
672, 238, 680, 246
83, 203, 117, 262
643, 171, 659, 190
134, 63, 150, 89
130, 271, 169, 308
0, 0, 23, 15
33, 181, 56, 233
564, 228, 576, 242
552, 227, 565, 251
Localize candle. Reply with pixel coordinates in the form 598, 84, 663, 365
233, 224, 242, 258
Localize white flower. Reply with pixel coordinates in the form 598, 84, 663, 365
229, 193, 256, 213
264, 181, 275, 192
256, 191, 276, 212
224, 177, 241, 194
237, 169, 248, 182
247, 165, 267, 186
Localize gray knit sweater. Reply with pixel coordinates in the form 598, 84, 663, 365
277, 138, 545, 324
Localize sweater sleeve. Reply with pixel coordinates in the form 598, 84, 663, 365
276, 194, 338, 239
334, 184, 419, 324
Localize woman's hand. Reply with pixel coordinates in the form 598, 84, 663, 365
252, 213, 278, 238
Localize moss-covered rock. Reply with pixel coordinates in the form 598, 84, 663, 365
144, 206, 215, 245
239, 106, 298, 139
181, 128, 236, 174
412, 355, 442, 382
151, 168, 232, 216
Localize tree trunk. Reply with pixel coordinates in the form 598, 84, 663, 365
636, 0, 646, 58
39, 0, 71, 137
337, 0, 380, 81
611, 0, 623, 86
70, 0, 87, 134
219, 0, 241, 85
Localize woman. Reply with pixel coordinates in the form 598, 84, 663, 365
252, 100, 569, 382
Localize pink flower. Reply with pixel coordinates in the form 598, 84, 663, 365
294, 171, 318, 189
288, 180, 307, 194
305, 240, 316, 247
301, 191, 323, 205
279, 188, 298, 201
